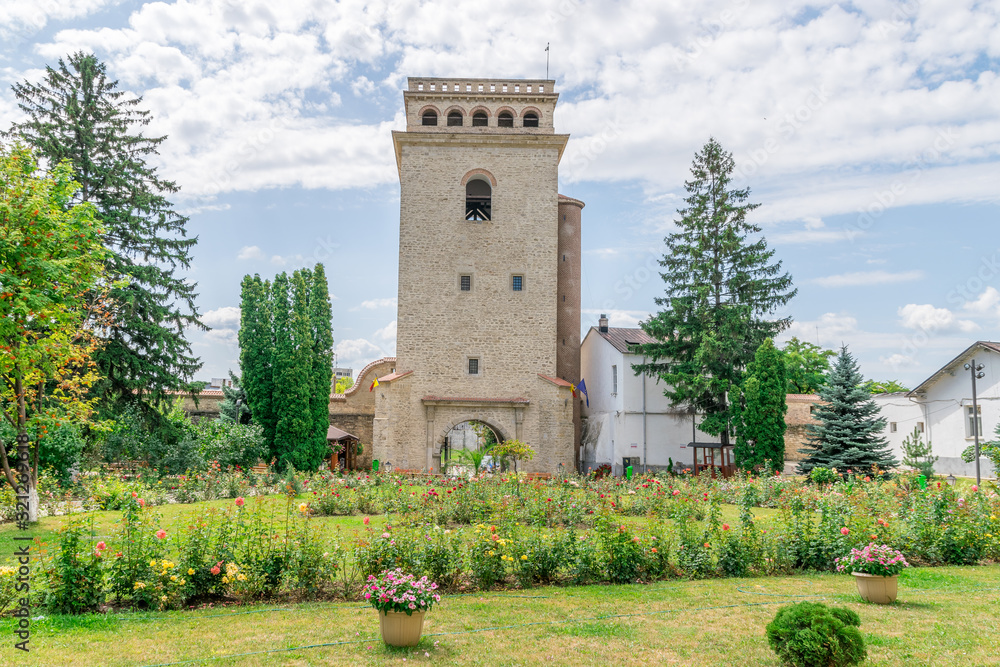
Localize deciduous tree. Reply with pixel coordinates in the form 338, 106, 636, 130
781, 337, 836, 394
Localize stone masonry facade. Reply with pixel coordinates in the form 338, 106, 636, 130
373, 77, 579, 473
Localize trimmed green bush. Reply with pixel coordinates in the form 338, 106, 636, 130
766, 601, 866, 667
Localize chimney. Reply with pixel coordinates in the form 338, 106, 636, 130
598, 314, 609, 333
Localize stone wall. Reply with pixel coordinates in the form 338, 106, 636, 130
785, 393, 821, 469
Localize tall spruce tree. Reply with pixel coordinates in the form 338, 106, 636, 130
304, 264, 334, 468
6, 52, 203, 412
633, 138, 796, 443
733, 339, 787, 473
798, 346, 898, 475
238, 275, 276, 454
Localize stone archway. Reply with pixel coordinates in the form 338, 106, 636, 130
431, 415, 512, 473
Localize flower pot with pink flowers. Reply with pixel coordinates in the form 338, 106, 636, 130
363, 569, 442, 647
836, 543, 910, 604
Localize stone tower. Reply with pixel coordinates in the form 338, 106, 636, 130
372, 77, 584, 473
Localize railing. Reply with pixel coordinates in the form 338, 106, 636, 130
408, 79, 554, 95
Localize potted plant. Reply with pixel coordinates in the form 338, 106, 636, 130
363, 568, 442, 646
835, 542, 910, 604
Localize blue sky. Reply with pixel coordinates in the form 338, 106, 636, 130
2, 0, 998, 389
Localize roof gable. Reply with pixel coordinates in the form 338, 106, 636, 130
909, 341, 1000, 395
591, 326, 657, 355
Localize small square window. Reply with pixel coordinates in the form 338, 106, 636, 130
890, 422, 897, 433
512, 275, 523, 291
916, 421, 924, 433
468, 358, 479, 375
460, 275, 471, 291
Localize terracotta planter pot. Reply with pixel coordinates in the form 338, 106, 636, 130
379, 610, 426, 647
852, 572, 898, 604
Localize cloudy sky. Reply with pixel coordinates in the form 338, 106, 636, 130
2, 0, 998, 388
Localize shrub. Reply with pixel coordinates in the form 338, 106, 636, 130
766, 601, 866, 667
195, 420, 266, 471
0, 565, 19, 614
42, 519, 105, 614
809, 467, 838, 485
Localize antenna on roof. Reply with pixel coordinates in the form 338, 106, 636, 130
545, 43, 550, 79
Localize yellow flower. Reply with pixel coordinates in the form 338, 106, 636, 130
237, 574, 246, 581
188, 569, 195, 575
149, 560, 157, 567
134, 581, 146, 590
521, 555, 528, 561
170, 575, 177, 581
487, 550, 495, 556
222, 576, 229, 584
298, 503, 308, 513
160, 595, 167, 602
179, 579, 186, 585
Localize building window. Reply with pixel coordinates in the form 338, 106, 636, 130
447, 111, 463, 126
966, 406, 982, 437
890, 422, 897, 433
421, 110, 438, 126
612, 365, 618, 395
523, 112, 539, 127
468, 357, 480, 375
465, 179, 492, 221
472, 111, 488, 127
460, 274, 471, 291
498, 111, 514, 128
511, 275, 523, 291
916, 421, 924, 433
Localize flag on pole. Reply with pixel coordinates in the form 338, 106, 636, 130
369, 377, 379, 392
577, 378, 589, 407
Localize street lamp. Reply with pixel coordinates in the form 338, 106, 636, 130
946, 474, 956, 487
964, 359, 986, 485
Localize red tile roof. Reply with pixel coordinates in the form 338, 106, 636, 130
378, 370, 413, 383
538, 374, 573, 387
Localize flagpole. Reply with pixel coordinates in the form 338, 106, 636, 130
546, 43, 550, 79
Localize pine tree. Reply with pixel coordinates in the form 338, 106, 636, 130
305, 264, 334, 468
633, 138, 796, 443
238, 275, 276, 453
798, 346, 898, 475
734, 339, 788, 473
7, 52, 203, 411
271, 272, 313, 469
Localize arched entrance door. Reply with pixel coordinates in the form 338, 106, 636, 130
441, 420, 504, 474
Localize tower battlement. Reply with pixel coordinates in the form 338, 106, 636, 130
402, 77, 558, 133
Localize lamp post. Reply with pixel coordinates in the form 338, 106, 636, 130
964, 359, 986, 485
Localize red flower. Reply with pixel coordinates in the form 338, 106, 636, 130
156, 529, 167, 540
235, 496, 245, 507
840, 527, 849, 535
96, 541, 107, 551
138, 498, 145, 507
364, 517, 370, 525
211, 566, 221, 576
722, 524, 730, 531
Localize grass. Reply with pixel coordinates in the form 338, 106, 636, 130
2, 565, 998, 665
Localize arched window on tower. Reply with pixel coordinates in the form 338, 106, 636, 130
447, 111, 464, 127
498, 111, 514, 128
421, 110, 438, 126
523, 112, 539, 127
465, 179, 492, 221
472, 111, 488, 127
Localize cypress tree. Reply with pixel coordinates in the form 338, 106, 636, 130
305, 264, 334, 468
798, 346, 898, 475
238, 275, 276, 454
734, 339, 787, 473
633, 138, 796, 443
271, 272, 313, 469
7, 52, 203, 411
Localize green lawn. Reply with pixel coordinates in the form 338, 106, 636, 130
2, 565, 998, 666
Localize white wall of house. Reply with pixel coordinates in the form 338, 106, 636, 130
874, 344, 1000, 478
579, 327, 719, 474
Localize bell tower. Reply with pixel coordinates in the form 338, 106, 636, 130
373, 77, 583, 473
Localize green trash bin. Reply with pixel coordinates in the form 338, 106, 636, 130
372, 459, 379, 473
626, 465, 633, 479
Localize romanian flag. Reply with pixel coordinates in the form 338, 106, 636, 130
577, 378, 589, 407
369, 377, 379, 392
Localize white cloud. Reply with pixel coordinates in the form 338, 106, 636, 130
374, 320, 397, 342
18, 0, 1000, 223
964, 287, 1000, 316
814, 270, 924, 288
898, 303, 978, 333
355, 297, 398, 310
204, 327, 237, 344
879, 353, 916, 370
237, 245, 265, 260
334, 337, 391, 372
0, 0, 112, 39
582, 308, 650, 329
770, 217, 853, 244
202, 305, 241, 329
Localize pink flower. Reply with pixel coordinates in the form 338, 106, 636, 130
155, 529, 167, 540
971, 485, 978, 492
722, 524, 730, 531
211, 565, 221, 575
96, 541, 107, 551
131, 492, 138, 499
138, 498, 145, 507
841, 527, 849, 535
672, 490, 680, 496
235, 496, 245, 507
364, 517, 370, 526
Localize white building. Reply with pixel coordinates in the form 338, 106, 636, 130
875, 341, 1000, 478
579, 316, 721, 475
